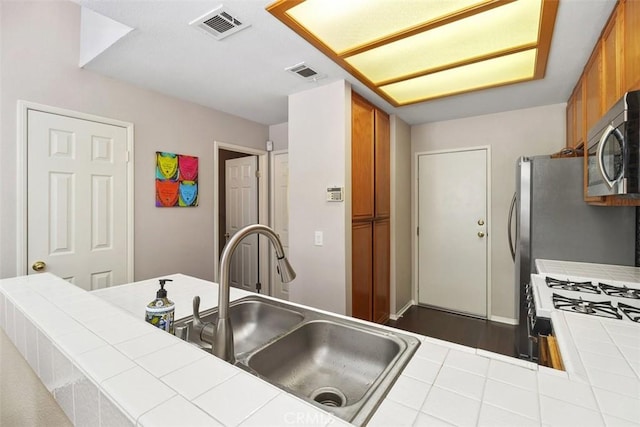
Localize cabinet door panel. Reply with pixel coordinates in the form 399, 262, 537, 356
585, 46, 602, 135
352, 95, 375, 220
374, 110, 390, 218
352, 221, 373, 321
603, 11, 622, 111
373, 219, 390, 324
624, 0, 640, 91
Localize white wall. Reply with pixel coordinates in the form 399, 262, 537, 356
288, 80, 350, 314
412, 103, 566, 320
391, 116, 413, 314
0, 1, 268, 282
268, 122, 288, 151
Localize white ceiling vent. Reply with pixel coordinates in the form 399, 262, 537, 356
285, 62, 326, 82
189, 6, 250, 40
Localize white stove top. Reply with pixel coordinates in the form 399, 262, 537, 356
531, 274, 640, 324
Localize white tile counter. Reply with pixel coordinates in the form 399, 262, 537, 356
1, 272, 639, 426
536, 259, 640, 425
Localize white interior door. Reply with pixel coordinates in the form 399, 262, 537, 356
226, 156, 258, 292
418, 148, 488, 317
27, 110, 130, 290
270, 151, 289, 300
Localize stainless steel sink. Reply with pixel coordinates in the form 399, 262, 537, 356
245, 319, 413, 424
175, 295, 420, 426
175, 296, 304, 356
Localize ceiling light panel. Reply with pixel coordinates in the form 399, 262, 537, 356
345, 0, 542, 84
267, 0, 557, 106
285, 0, 489, 54
380, 48, 537, 104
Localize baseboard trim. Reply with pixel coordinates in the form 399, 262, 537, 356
390, 299, 415, 320
489, 315, 518, 325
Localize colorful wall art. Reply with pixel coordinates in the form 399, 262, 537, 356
156, 152, 199, 207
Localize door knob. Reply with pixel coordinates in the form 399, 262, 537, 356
32, 261, 46, 271
477, 219, 485, 226
477, 232, 485, 238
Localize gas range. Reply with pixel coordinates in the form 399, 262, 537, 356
530, 274, 640, 324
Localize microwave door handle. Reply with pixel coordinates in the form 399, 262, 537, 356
597, 124, 616, 189
508, 192, 516, 262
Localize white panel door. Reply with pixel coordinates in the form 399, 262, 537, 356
27, 110, 129, 290
226, 156, 258, 292
271, 152, 289, 300
418, 149, 488, 317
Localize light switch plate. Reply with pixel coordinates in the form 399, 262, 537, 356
314, 231, 323, 246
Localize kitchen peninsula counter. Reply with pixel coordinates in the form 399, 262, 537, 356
1, 273, 638, 426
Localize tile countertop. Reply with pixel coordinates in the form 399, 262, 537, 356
0, 273, 638, 426
536, 259, 640, 425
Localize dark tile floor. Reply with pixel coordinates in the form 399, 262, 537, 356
387, 305, 519, 358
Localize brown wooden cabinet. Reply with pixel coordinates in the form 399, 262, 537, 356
352, 222, 373, 320
351, 95, 375, 220
623, 0, 640, 91
351, 92, 390, 324
602, 8, 623, 111
584, 46, 603, 136
372, 218, 390, 324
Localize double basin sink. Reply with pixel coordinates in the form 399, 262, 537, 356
175, 295, 420, 426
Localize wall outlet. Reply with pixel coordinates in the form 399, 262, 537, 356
314, 231, 323, 246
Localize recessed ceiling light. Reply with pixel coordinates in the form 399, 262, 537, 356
267, 0, 558, 106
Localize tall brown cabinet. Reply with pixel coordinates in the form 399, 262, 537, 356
351, 92, 390, 324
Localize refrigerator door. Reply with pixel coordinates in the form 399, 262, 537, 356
515, 157, 533, 359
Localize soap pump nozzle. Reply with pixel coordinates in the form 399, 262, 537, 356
157, 278, 172, 298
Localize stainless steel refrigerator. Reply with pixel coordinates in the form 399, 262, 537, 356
510, 155, 636, 360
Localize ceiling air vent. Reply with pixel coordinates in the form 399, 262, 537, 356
285, 62, 326, 82
189, 6, 250, 40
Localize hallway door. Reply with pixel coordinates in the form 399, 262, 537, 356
225, 155, 259, 292
417, 148, 488, 317
27, 109, 131, 289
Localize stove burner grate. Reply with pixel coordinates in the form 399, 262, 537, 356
599, 282, 640, 299
552, 294, 622, 319
546, 276, 601, 294
618, 303, 640, 323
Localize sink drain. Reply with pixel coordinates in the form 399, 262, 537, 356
310, 387, 347, 407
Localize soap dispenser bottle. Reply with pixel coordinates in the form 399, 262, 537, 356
145, 279, 175, 334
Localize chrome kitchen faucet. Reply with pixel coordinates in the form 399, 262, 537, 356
191, 224, 296, 363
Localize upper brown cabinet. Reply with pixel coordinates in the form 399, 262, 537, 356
351, 94, 376, 220
566, 0, 640, 205
602, 8, 623, 111
624, 0, 640, 91
584, 45, 603, 136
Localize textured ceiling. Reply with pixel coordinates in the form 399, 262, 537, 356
78, 0, 616, 126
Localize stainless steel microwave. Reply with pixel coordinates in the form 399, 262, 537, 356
587, 90, 640, 197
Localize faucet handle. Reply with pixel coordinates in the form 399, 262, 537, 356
192, 296, 215, 345
193, 296, 205, 330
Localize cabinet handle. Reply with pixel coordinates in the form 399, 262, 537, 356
477, 232, 485, 238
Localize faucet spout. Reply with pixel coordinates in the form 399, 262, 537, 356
214, 224, 296, 363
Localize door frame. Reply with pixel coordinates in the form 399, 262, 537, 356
16, 100, 135, 279
412, 145, 492, 318
269, 149, 288, 298
213, 141, 268, 288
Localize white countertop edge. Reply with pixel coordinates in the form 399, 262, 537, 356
550, 311, 589, 384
